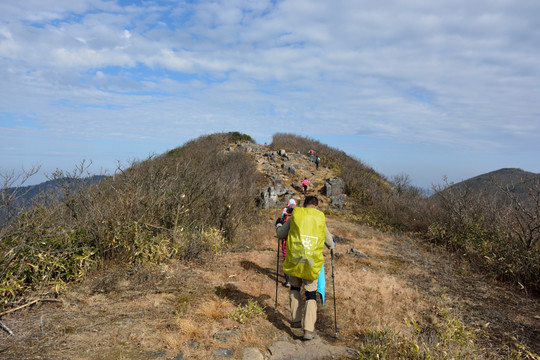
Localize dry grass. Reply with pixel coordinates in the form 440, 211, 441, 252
195, 296, 235, 320
175, 318, 203, 339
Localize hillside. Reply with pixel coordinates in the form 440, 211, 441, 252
440, 168, 540, 201
1, 139, 539, 359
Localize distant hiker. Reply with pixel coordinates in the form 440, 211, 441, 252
308, 149, 314, 162
276, 196, 335, 340
315, 156, 321, 170
301, 178, 311, 194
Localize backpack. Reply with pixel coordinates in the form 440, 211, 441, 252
283, 207, 326, 280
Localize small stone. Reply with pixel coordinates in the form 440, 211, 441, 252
213, 330, 239, 342
242, 347, 264, 360
214, 348, 234, 358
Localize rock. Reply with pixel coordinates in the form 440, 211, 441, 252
330, 194, 347, 209
282, 162, 298, 175
271, 174, 283, 188
346, 248, 368, 258
271, 175, 290, 196
214, 330, 239, 342
265, 151, 278, 162
258, 186, 279, 209
267, 337, 354, 360
214, 348, 234, 358
149, 351, 166, 357
292, 182, 303, 192
323, 177, 345, 197
242, 347, 264, 360
172, 354, 184, 360
274, 149, 290, 161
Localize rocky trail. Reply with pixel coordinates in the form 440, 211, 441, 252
1, 144, 539, 359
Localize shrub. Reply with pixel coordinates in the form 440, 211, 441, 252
430, 177, 540, 292
0, 133, 263, 309
229, 298, 267, 324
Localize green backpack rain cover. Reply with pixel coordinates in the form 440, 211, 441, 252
283, 207, 326, 280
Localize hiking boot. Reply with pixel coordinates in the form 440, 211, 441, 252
283, 281, 291, 288
291, 321, 302, 329
303, 330, 317, 340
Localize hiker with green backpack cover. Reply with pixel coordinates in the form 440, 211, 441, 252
276, 196, 335, 340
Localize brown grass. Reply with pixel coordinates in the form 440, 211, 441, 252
195, 296, 235, 320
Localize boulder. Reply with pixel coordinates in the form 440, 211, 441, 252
323, 177, 345, 197
267, 337, 355, 360
282, 162, 298, 175
258, 186, 279, 209
264, 151, 278, 162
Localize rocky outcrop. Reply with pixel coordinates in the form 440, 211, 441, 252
282, 162, 298, 175
322, 177, 347, 209
245, 142, 347, 210
322, 178, 345, 197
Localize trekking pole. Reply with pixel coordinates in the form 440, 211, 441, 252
275, 240, 280, 312
331, 249, 338, 338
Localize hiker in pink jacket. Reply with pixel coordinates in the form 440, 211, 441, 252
301, 178, 311, 194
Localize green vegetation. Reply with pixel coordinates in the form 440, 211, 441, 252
229, 298, 267, 324
227, 131, 255, 143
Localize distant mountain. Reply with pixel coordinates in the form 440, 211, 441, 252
1, 175, 107, 224
440, 168, 540, 201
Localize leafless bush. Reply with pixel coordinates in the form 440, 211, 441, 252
0, 165, 41, 236
430, 177, 540, 292
0, 132, 263, 308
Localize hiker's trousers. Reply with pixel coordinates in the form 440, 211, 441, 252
289, 276, 317, 332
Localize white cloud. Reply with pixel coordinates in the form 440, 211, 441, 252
1, 0, 539, 187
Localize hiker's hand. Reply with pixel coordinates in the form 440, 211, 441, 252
276, 223, 282, 228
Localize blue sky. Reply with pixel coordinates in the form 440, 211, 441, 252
1, 0, 539, 189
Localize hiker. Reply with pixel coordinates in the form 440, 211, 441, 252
308, 149, 314, 162
276, 196, 335, 340
281, 198, 296, 220
301, 178, 310, 194
280, 199, 296, 287
315, 156, 321, 170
